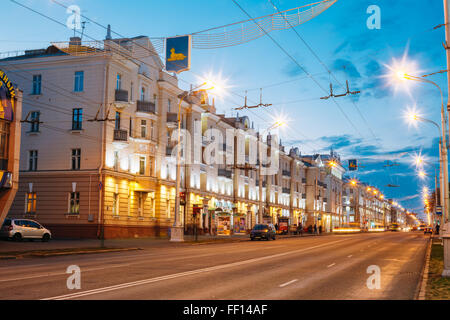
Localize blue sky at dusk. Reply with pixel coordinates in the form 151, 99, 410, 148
1, 0, 448, 219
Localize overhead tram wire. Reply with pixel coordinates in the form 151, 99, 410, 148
9, 0, 329, 155
268, 0, 380, 145
230, 0, 365, 140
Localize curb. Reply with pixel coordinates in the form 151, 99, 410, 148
0, 247, 142, 260
416, 236, 432, 300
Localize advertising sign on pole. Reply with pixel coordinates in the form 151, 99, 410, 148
348, 159, 358, 171
165, 35, 192, 74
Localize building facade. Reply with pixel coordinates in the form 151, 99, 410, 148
1, 35, 407, 239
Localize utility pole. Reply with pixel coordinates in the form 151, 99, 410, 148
441, 0, 450, 277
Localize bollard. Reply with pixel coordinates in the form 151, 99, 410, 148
442, 222, 450, 277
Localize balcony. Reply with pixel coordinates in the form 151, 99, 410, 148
166, 113, 177, 128
137, 100, 156, 114
282, 170, 291, 177
218, 168, 232, 179
115, 89, 128, 103
113, 129, 128, 142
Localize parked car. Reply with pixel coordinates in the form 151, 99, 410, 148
0, 219, 51, 242
424, 226, 433, 235
250, 224, 276, 241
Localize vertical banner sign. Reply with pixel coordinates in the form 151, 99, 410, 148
165, 35, 192, 74
348, 159, 358, 171
0, 69, 15, 121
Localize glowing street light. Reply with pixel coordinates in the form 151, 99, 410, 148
171, 81, 220, 242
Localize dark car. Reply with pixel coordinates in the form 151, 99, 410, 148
250, 224, 276, 241
424, 227, 433, 234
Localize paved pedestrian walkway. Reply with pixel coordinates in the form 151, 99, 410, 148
0, 232, 320, 254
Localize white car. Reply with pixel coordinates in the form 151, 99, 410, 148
0, 218, 51, 242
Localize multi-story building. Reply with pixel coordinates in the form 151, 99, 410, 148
342, 177, 397, 230
0, 35, 353, 238
301, 152, 345, 232
0, 69, 22, 226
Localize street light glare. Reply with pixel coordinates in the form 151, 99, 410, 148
384, 52, 422, 95
199, 72, 230, 98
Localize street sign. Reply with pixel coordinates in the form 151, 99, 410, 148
436, 206, 443, 215
0, 69, 15, 121
348, 159, 358, 171
165, 35, 191, 74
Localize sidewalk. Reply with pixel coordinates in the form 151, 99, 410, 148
0, 232, 320, 256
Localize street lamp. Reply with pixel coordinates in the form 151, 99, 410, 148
257, 119, 286, 225
171, 82, 216, 242
408, 114, 446, 231
397, 70, 450, 225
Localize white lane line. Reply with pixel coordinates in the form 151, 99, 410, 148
0, 263, 131, 283
327, 263, 336, 268
347, 255, 353, 258
42, 239, 350, 300
279, 279, 298, 288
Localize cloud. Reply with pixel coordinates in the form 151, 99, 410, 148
397, 194, 419, 202
332, 59, 361, 79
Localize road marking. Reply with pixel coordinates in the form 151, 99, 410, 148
347, 255, 353, 258
279, 279, 298, 287
327, 263, 336, 268
42, 239, 350, 300
0, 263, 131, 283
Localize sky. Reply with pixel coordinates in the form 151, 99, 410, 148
1, 0, 448, 219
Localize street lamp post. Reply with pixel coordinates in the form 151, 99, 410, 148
171, 83, 214, 242
403, 75, 449, 225
411, 115, 446, 232
258, 121, 285, 225
417, 160, 440, 228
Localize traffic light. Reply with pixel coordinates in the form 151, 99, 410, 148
180, 192, 186, 205
193, 205, 202, 218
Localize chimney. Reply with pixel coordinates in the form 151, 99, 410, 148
106, 24, 112, 40
69, 37, 81, 46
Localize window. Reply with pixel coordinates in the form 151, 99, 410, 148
71, 149, 81, 170
25, 192, 37, 214
153, 94, 157, 105
129, 118, 133, 137
168, 99, 171, 112
138, 192, 144, 217
113, 151, 119, 171
29, 150, 38, 171
72, 108, 83, 130
116, 74, 121, 90
32, 75, 42, 95
74, 71, 84, 92
30, 111, 40, 132
150, 121, 155, 140
141, 87, 146, 101
140, 120, 147, 138
112, 192, 119, 216
115, 112, 121, 130
139, 156, 145, 175
130, 82, 134, 101
69, 192, 80, 214
0, 121, 10, 171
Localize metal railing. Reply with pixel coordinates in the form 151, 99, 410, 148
113, 129, 128, 141
115, 89, 128, 102
137, 100, 156, 113
218, 168, 232, 178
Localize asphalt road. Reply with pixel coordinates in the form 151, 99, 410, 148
0, 232, 429, 300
